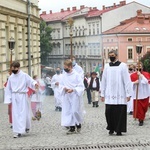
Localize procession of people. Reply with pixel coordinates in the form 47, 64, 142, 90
3, 53, 150, 138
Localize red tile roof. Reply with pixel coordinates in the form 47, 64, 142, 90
40, 10, 77, 22
103, 15, 150, 34
40, 1, 127, 22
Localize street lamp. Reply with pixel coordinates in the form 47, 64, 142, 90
67, 17, 74, 57
8, 37, 15, 74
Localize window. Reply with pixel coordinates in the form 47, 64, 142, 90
93, 24, 95, 35
89, 24, 91, 35
128, 38, 132, 41
128, 49, 133, 59
58, 30, 60, 39
97, 24, 99, 34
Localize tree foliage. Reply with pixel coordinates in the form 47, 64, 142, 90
141, 51, 150, 73
40, 20, 53, 66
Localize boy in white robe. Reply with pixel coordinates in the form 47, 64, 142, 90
101, 50, 132, 136
51, 67, 63, 111
4, 61, 38, 138
60, 59, 85, 134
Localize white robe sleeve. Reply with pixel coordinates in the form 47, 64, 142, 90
100, 65, 107, 97
140, 74, 149, 84
73, 78, 84, 97
4, 79, 12, 104
26, 74, 37, 90
122, 64, 132, 97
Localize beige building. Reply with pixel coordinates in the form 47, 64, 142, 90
0, 0, 41, 102
41, 1, 150, 73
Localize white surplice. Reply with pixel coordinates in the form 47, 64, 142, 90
4, 70, 37, 134
132, 74, 150, 100
73, 63, 84, 79
51, 73, 63, 107
101, 63, 132, 104
60, 70, 85, 126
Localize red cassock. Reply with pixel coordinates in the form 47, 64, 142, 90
130, 71, 150, 120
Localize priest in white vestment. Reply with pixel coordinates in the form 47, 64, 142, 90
60, 59, 85, 134
4, 61, 38, 138
51, 67, 63, 111
101, 50, 132, 136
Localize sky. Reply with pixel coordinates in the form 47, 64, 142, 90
38, 0, 150, 13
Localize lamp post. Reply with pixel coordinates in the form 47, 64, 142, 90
8, 37, 15, 74
134, 44, 143, 120
67, 17, 74, 57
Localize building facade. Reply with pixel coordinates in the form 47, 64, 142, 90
40, 1, 150, 73
102, 10, 150, 65
0, 0, 41, 102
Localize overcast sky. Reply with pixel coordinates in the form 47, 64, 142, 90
38, 0, 150, 13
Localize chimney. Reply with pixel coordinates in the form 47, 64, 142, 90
61, 9, 64, 12
67, 7, 70, 11
113, 3, 116, 7
89, 7, 92, 11
137, 16, 144, 24
137, 9, 142, 16
50, 10, 52, 14
80, 5, 85, 9
72, 7, 77, 11
120, 1, 126, 6
42, 11, 46, 15
102, 5, 105, 10
93, 7, 97, 10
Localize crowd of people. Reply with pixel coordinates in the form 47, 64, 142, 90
4, 50, 150, 138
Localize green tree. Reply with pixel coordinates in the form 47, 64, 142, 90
40, 20, 53, 66
141, 51, 150, 73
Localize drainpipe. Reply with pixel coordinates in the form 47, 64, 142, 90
27, 0, 31, 75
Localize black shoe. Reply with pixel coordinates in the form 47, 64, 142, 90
109, 130, 114, 135
96, 105, 99, 107
25, 128, 30, 133
139, 120, 143, 126
10, 125, 13, 129
66, 126, 76, 134
76, 124, 81, 133
129, 111, 133, 115
116, 132, 122, 136
13, 133, 21, 138
59, 107, 62, 112
55, 107, 59, 111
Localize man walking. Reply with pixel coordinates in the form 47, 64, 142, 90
101, 50, 132, 136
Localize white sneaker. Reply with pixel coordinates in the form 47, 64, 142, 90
13, 133, 21, 138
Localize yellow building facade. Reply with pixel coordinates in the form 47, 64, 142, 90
0, 0, 41, 101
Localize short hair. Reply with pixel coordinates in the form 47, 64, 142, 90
69, 55, 76, 60
64, 59, 72, 67
108, 50, 118, 56
33, 75, 37, 79
11, 61, 20, 68
129, 64, 135, 68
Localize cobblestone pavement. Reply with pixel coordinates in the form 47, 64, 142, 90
1, 94, 150, 150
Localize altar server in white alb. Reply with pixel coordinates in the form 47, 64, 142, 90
4, 61, 38, 138
130, 62, 150, 126
51, 67, 63, 111
60, 59, 85, 134
101, 50, 132, 136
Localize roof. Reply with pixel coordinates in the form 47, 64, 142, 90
103, 14, 150, 35
40, 10, 77, 22
40, 1, 127, 22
